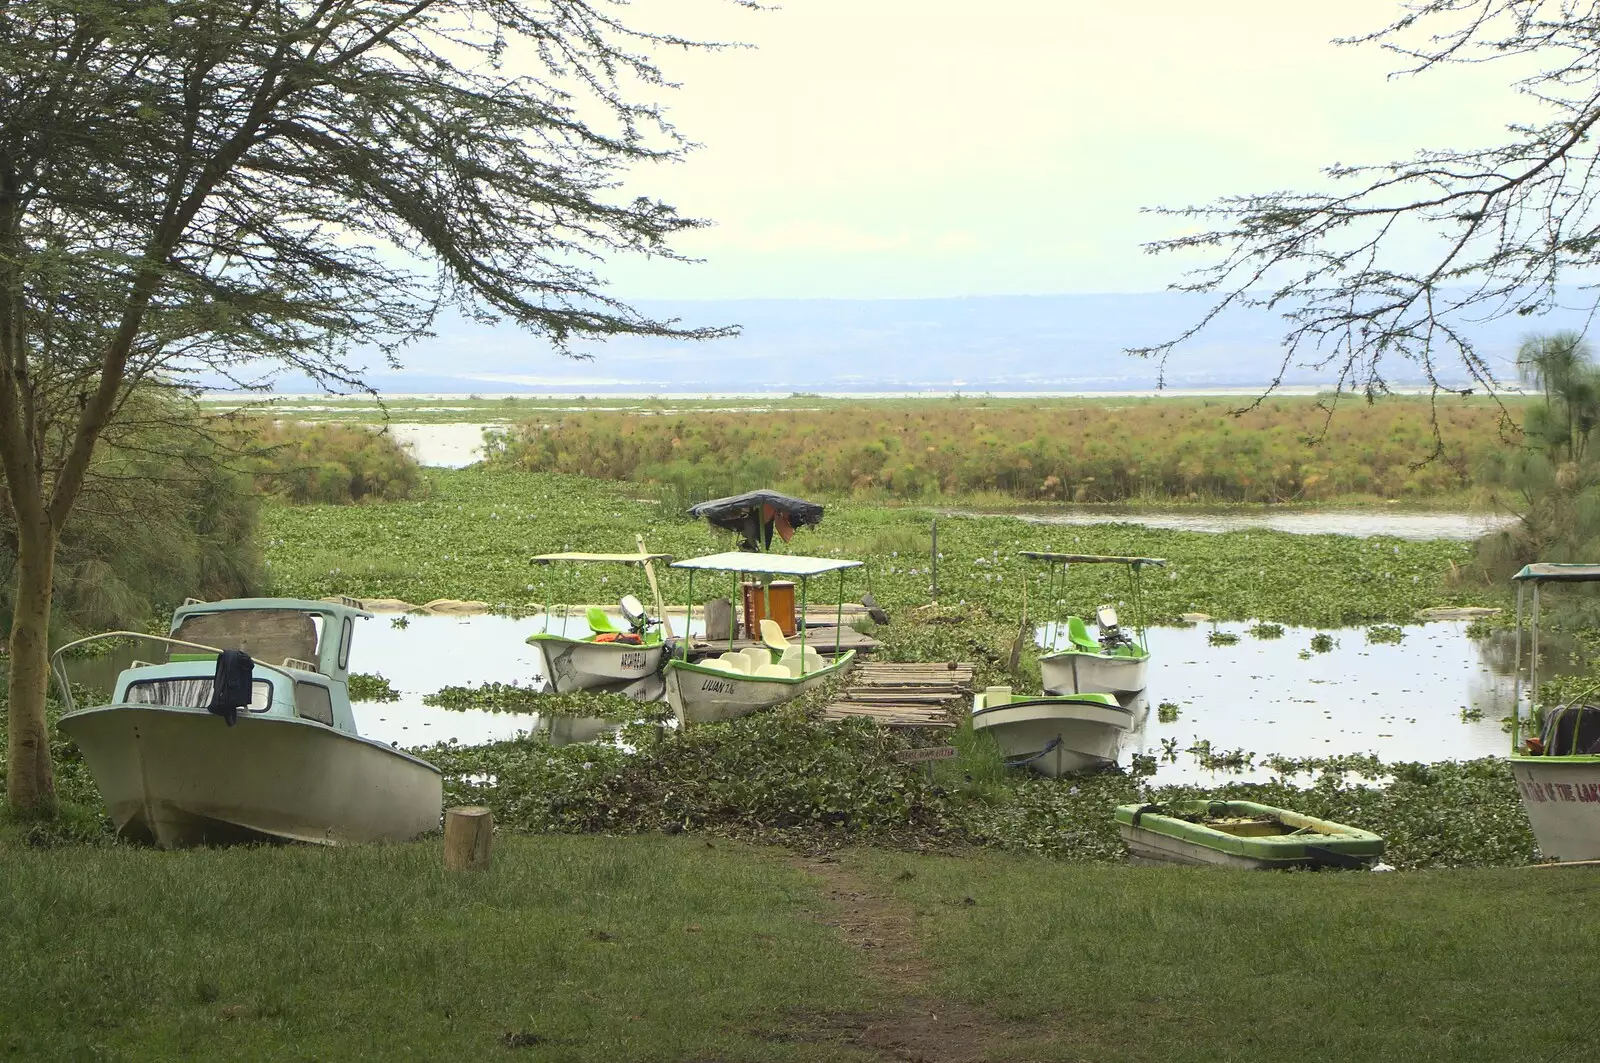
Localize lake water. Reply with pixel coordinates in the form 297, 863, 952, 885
954, 507, 1516, 542
388, 423, 490, 468
1101, 621, 1551, 783
60, 613, 1558, 782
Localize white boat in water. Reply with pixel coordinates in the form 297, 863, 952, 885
526, 551, 675, 694
664, 552, 862, 725
1023, 552, 1164, 703
1508, 563, 1600, 862
971, 686, 1133, 777
54, 598, 441, 848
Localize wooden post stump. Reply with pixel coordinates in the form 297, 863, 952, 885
704, 597, 732, 641
444, 805, 493, 871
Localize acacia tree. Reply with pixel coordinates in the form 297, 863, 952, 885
0, 0, 737, 814
1138, 2, 1600, 410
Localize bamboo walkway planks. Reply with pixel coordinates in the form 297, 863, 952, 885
821, 662, 975, 728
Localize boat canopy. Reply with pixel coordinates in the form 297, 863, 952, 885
687, 490, 825, 551
1020, 552, 1166, 568
670, 551, 861, 577
1512, 563, 1600, 583
530, 552, 672, 565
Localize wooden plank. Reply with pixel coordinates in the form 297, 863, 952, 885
821, 660, 975, 727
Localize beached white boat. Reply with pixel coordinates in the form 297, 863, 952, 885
664, 552, 862, 725
526, 552, 673, 694
1023, 552, 1164, 703
54, 598, 441, 848
1508, 563, 1600, 861
1038, 649, 1149, 703
971, 686, 1134, 777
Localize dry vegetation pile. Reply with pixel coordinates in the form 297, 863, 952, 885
484, 397, 1512, 503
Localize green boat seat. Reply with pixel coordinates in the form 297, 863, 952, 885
1066, 616, 1099, 651
586, 607, 620, 634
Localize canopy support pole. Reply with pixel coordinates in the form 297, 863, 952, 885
799, 577, 808, 668
683, 570, 694, 661
836, 569, 845, 655
1513, 582, 1524, 750
1532, 581, 1542, 719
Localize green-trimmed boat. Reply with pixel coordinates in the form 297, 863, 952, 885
1115, 800, 1385, 870
1507, 562, 1600, 862
665, 551, 860, 725
525, 551, 673, 698
1022, 552, 1164, 704
972, 686, 1133, 776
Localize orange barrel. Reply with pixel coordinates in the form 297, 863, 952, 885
741, 580, 797, 639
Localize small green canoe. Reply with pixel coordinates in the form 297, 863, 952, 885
1114, 800, 1385, 870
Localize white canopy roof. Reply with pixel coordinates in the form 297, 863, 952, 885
1020, 552, 1165, 568
670, 552, 862, 577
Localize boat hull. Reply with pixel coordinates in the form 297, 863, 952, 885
1039, 650, 1148, 701
59, 706, 442, 848
665, 651, 855, 725
1511, 755, 1600, 862
972, 697, 1133, 777
530, 635, 667, 694
1114, 801, 1385, 870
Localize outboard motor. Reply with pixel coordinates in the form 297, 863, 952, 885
1540, 703, 1600, 756
1096, 604, 1134, 651
619, 594, 655, 637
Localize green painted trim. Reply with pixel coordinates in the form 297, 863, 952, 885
1511, 754, 1600, 765
1113, 800, 1384, 861
1039, 646, 1149, 663
526, 631, 663, 647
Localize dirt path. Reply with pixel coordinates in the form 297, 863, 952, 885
766, 853, 1022, 1063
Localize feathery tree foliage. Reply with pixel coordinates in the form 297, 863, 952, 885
0, 388, 263, 641
1479, 332, 1600, 575
1140, 2, 1600, 414
0, 0, 738, 813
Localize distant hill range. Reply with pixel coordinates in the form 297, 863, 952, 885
252, 292, 1600, 394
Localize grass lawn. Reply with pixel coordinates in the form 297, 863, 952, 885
8, 825, 1595, 1062
849, 849, 1600, 1063
0, 832, 876, 1062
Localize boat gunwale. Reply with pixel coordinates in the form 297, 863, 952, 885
57, 702, 444, 775
1511, 753, 1600, 765
665, 649, 855, 685
526, 630, 667, 648
972, 694, 1130, 719
1113, 800, 1384, 858
1037, 646, 1149, 663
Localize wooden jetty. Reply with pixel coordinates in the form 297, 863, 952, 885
821, 662, 975, 728
684, 624, 880, 660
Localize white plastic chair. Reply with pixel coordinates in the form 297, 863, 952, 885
759, 618, 791, 653
718, 652, 751, 673
742, 646, 772, 671
753, 663, 791, 679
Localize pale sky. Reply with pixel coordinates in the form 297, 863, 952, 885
593, 0, 1532, 300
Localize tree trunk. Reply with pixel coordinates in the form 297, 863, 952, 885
6, 517, 58, 815
443, 806, 493, 871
